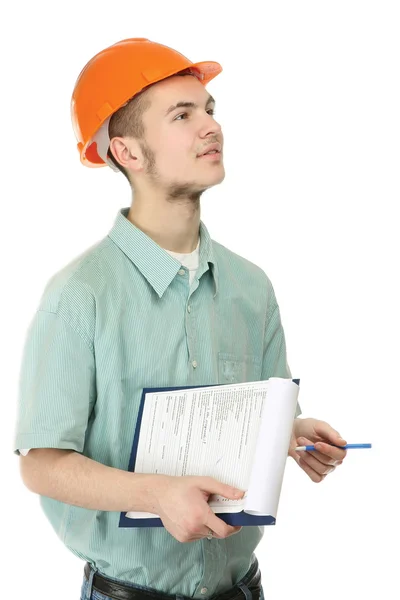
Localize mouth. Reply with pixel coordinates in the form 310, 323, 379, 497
197, 143, 222, 158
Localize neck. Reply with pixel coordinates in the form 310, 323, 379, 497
127, 189, 201, 253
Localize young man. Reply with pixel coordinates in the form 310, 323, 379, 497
14, 39, 347, 600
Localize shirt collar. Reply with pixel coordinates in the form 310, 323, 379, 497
108, 208, 219, 298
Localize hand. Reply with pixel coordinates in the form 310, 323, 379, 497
152, 475, 244, 543
288, 418, 348, 483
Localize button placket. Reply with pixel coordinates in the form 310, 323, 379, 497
194, 534, 224, 597
185, 293, 198, 376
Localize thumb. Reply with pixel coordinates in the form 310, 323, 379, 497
200, 477, 245, 500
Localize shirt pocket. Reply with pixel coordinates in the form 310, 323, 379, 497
218, 352, 262, 384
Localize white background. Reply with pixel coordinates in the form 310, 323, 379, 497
2, 1, 399, 598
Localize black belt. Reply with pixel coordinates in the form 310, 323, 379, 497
84, 558, 261, 600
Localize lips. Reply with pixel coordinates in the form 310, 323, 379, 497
197, 143, 222, 157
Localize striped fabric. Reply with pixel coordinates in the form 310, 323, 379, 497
14, 207, 300, 598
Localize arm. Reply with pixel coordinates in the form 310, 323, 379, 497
20, 448, 244, 542
15, 304, 242, 542
20, 448, 157, 512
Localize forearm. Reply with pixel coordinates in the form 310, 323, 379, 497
20, 448, 162, 513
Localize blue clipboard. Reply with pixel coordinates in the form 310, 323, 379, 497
119, 379, 299, 528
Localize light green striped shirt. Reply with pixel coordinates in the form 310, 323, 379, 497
14, 207, 300, 597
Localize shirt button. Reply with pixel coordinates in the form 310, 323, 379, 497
192, 360, 198, 368
200, 588, 208, 595
187, 305, 191, 313
178, 269, 185, 276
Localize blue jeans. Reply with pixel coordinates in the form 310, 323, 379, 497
80, 568, 265, 600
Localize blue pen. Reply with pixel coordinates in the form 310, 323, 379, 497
295, 443, 372, 451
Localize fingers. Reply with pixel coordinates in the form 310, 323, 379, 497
301, 448, 343, 467
313, 441, 347, 463
231, 526, 242, 535
298, 454, 340, 479
200, 477, 245, 500
296, 437, 345, 482
183, 521, 241, 542
298, 456, 328, 483
205, 511, 242, 539
297, 438, 346, 465
199, 524, 242, 540
159, 476, 245, 543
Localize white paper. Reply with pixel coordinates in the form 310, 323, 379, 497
243, 377, 299, 518
126, 378, 299, 520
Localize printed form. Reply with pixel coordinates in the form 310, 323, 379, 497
127, 378, 299, 519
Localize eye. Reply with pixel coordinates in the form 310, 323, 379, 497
174, 108, 216, 121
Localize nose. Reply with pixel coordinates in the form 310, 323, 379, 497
199, 111, 222, 139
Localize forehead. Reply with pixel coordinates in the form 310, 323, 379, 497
146, 75, 212, 109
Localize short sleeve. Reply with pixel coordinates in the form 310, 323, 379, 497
261, 292, 301, 418
13, 310, 96, 454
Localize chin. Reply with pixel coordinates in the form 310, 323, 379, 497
166, 169, 225, 198
200, 170, 226, 188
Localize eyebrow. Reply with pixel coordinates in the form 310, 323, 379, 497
165, 94, 216, 117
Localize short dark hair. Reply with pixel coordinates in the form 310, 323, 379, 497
107, 87, 151, 182
106, 69, 197, 183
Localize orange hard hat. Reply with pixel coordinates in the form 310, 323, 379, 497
71, 38, 222, 169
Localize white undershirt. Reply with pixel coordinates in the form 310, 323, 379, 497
19, 240, 200, 456
166, 239, 200, 286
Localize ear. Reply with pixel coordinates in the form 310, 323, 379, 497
109, 137, 144, 173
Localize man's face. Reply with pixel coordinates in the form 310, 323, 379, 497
137, 75, 225, 195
